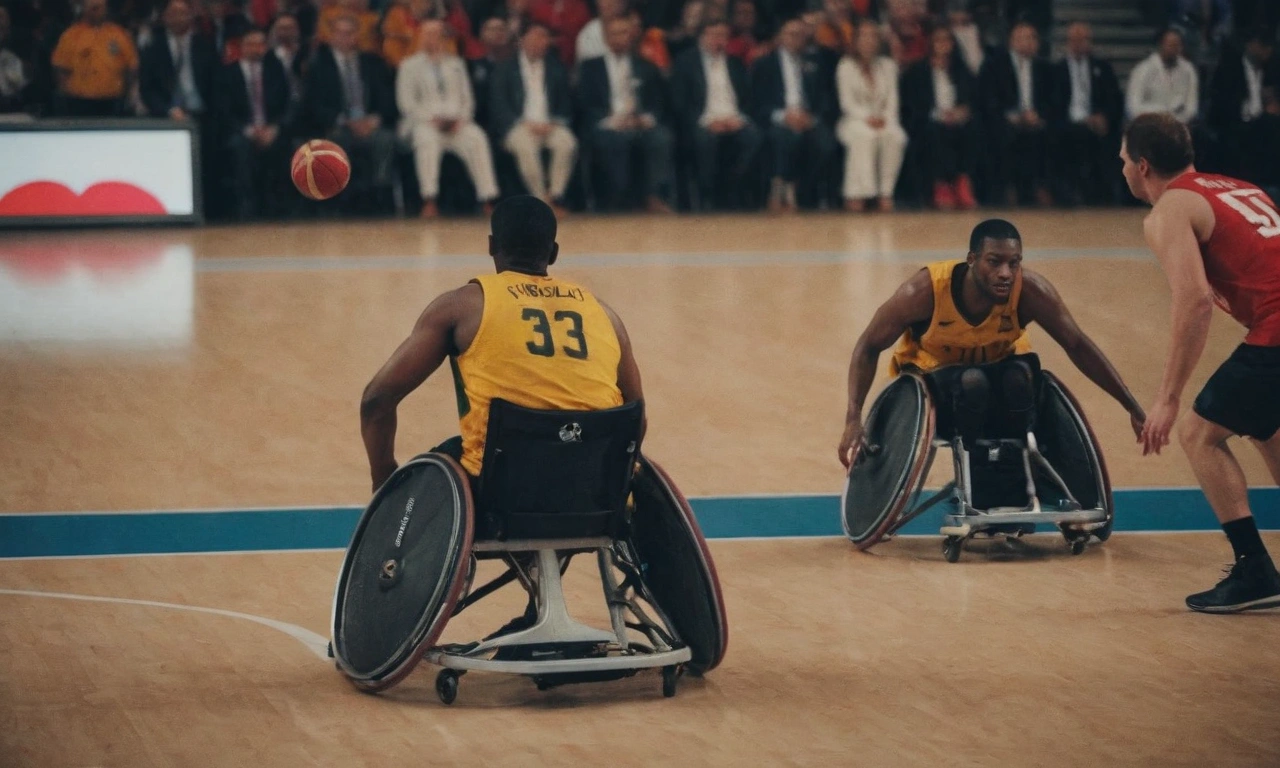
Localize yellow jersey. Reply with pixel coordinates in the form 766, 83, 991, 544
51, 22, 139, 99
451, 271, 624, 475
890, 260, 1032, 375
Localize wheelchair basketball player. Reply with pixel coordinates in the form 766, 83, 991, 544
838, 219, 1146, 509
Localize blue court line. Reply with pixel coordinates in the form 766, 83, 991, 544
1, 488, 1276, 558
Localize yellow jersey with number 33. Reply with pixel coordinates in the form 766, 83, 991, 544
890, 260, 1032, 375
451, 271, 623, 475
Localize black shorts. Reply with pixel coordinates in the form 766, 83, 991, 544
917, 353, 1042, 440
1193, 344, 1280, 441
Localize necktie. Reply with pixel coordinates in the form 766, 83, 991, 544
250, 63, 265, 126
172, 38, 186, 109
345, 55, 365, 119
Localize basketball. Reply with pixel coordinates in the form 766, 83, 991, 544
291, 140, 351, 200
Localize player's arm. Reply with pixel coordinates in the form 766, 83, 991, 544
360, 285, 475, 491
1141, 191, 1217, 454
601, 300, 647, 443
1020, 269, 1145, 433
838, 269, 934, 468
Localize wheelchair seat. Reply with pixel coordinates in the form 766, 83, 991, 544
842, 371, 1114, 562
329, 398, 727, 702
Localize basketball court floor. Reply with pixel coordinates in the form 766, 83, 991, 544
2, 211, 1278, 766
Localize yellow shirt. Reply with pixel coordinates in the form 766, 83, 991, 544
452, 271, 623, 475
52, 22, 139, 99
317, 7, 382, 54
890, 260, 1031, 375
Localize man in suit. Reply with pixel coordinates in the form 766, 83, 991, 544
577, 16, 674, 212
301, 13, 398, 213
1208, 31, 1280, 187
751, 17, 835, 213
219, 28, 291, 219
900, 23, 980, 210
268, 13, 305, 106
979, 20, 1054, 206
672, 19, 762, 211
1050, 22, 1122, 205
397, 19, 500, 218
469, 17, 514, 134
490, 22, 577, 212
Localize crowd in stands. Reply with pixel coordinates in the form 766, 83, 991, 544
0, 0, 1277, 219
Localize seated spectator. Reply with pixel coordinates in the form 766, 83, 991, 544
268, 13, 305, 103
1208, 31, 1280, 186
725, 0, 767, 66
528, 0, 591, 69
886, 2, 927, 67
199, 0, 253, 61
139, 0, 217, 122
1126, 27, 1198, 124
634, 10, 671, 71
812, 0, 853, 54
219, 27, 291, 218
51, 0, 138, 116
979, 19, 1052, 206
672, 19, 762, 210
0, 7, 27, 114
490, 22, 576, 211
947, 6, 984, 77
752, 17, 835, 212
577, 15, 674, 211
574, 0, 629, 64
837, 20, 905, 211
1051, 21, 1122, 205
317, 0, 381, 53
383, 0, 481, 65
664, 0, 705, 62
397, 20, 499, 217
900, 23, 978, 210
301, 13, 398, 211
469, 17, 513, 129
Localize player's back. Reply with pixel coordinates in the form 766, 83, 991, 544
451, 270, 624, 475
1166, 172, 1280, 346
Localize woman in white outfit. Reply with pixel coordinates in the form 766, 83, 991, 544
836, 22, 907, 212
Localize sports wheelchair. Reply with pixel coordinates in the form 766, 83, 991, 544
329, 399, 728, 703
842, 369, 1113, 563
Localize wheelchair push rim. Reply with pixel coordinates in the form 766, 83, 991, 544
1039, 371, 1114, 533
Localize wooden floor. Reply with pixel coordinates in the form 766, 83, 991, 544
2, 211, 1278, 766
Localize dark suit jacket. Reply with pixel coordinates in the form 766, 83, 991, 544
748, 48, 835, 126
1208, 50, 1280, 131
488, 54, 573, 139
671, 47, 752, 135
216, 54, 292, 137
139, 30, 218, 117
978, 47, 1054, 127
468, 56, 499, 131
900, 57, 977, 133
301, 46, 396, 134
1049, 54, 1122, 133
576, 53, 668, 128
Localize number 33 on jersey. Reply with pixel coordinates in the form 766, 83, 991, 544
450, 271, 624, 475
1168, 172, 1280, 346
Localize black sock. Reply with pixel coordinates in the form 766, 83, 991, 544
1223, 517, 1269, 560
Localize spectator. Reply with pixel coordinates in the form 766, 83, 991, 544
397, 19, 499, 217
51, 0, 138, 116
577, 15, 674, 211
218, 27, 291, 218
1051, 21, 1122, 205
752, 16, 835, 212
1169, 0, 1231, 66
836, 19, 905, 211
268, 13, 304, 102
901, 23, 978, 209
1208, 31, 1280, 185
139, 0, 217, 121
979, 19, 1052, 206
0, 7, 27, 113
947, 5, 983, 76
633, 9, 671, 71
725, 0, 766, 66
490, 22, 576, 211
527, 0, 590, 68
317, 0, 380, 53
469, 16, 512, 129
886, 3, 927, 66
200, 0, 253, 61
301, 13, 398, 211
812, 0, 852, 54
672, 19, 762, 210
574, 0, 628, 64
1126, 28, 1198, 124
664, 0, 704, 61
381, 0, 430, 67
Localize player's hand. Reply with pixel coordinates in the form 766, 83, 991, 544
838, 416, 866, 471
1128, 407, 1146, 442
1140, 397, 1179, 456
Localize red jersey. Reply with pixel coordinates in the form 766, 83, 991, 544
1167, 172, 1280, 346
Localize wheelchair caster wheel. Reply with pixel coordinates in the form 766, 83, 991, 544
943, 536, 963, 563
435, 669, 460, 705
1094, 519, 1113, 542
326, 641, 334, 659
662, 666, 679, 698
1069, 538, 1087, 556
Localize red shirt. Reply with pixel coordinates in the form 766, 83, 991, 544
1167, 171, 1280, 346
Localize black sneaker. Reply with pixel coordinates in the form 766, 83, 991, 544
1186, 555, 1280, 613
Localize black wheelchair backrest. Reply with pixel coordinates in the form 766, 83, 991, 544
477, 399, 644, 540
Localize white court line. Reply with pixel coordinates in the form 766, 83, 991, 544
0, 588, 331, 661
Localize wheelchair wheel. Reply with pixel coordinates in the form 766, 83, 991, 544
330, 453, 475, 693
629, 456, 729, 675
842, 374, 935, 550
1035, 372, 1114, 539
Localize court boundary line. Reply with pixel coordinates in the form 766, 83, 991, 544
0, 588, 330, 660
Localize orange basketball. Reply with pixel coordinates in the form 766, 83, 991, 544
291, 140, 351, 200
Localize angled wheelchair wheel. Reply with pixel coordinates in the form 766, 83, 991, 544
629, 456, 728, 675
330, 453, 475, 693
842, 374, 936, 550
1035, 372, 1115, 538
